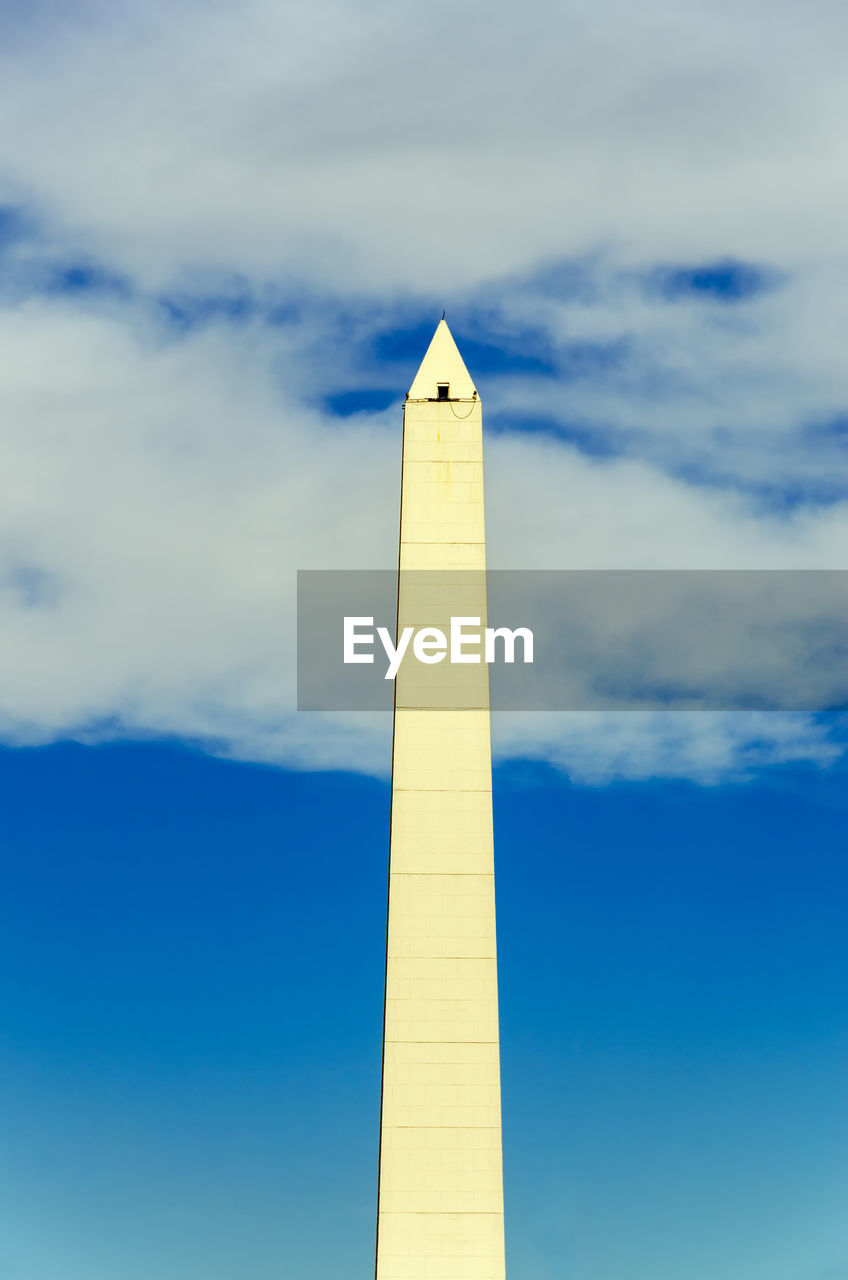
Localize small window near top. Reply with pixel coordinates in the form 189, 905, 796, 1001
437, 383, 450, 400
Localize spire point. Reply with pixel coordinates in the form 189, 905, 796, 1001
407, 317, 477, 400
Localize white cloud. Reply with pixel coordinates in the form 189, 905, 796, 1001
0, 283, 843, 782
0, 0, 847, 782
1, 0, 847, 290
491, 711, 841, 785
480, 261, 848, 491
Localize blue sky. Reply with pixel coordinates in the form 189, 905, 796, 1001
2, 1, 848, 1276
2, 742, 847, 1279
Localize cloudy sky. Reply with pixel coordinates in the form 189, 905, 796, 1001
1, 1, 847, 1277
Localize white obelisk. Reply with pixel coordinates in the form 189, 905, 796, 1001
376, 322, 505, 1280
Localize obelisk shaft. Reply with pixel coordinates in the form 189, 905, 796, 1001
376, 323, 505, 1280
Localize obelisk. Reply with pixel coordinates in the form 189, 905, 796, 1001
375, 322, 505, 1279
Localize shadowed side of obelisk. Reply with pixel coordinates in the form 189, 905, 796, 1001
376, 322, 505, 1280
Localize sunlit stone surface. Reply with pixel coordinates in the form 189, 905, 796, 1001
376, 322, 505, 1280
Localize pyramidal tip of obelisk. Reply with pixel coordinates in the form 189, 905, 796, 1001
407, 318, 478, 400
